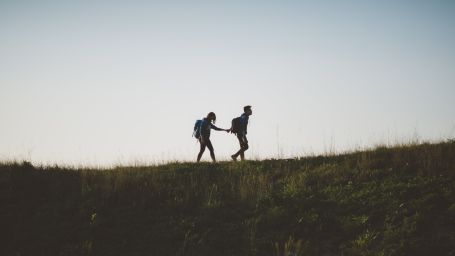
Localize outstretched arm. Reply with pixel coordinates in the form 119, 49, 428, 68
210, 123, 229, 132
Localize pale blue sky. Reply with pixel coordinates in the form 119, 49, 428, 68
1, 1, 454, 165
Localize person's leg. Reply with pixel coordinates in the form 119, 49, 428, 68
231, 135, 242, 160
232, 135, 247, 160
239, 136, 245, 160
239, 135, 249, 161
205, 139, 216, 162
197, 139, 206, 162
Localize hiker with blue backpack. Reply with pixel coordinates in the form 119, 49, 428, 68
193, 112, 230, 162
230, 105, 253, 161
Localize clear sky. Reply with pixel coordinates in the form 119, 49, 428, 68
1, 0, 454, 166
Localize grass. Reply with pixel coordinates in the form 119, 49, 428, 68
1, 141, 455, 255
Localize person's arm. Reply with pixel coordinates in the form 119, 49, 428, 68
210, 123, 229, 132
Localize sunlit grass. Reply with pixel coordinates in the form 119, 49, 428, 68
1, 140, 454, 255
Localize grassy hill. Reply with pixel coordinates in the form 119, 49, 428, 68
1, 141, 455, 256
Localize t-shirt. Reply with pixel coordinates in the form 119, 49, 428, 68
239, 113, 249, 135
200, 118, 223, 138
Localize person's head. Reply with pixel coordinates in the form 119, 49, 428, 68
244, 105, 252, 116
206, 112, 216, 123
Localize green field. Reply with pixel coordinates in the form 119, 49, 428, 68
1, 141, 455, 255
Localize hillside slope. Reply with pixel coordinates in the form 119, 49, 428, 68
1, 141, 455, 255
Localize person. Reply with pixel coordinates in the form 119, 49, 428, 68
197, 112, 229, 162
231, 105, 253, 161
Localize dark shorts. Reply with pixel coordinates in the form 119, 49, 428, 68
237, 134, 248, 147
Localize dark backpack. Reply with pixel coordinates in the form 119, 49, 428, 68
193, 119, 203, 139
230, 117, 242, 134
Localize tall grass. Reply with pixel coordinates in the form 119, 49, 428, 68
1, 141, 454, 255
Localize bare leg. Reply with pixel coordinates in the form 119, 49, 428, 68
206, 139, 216, 162
197, 140, 206, 162
239, 138, 246, 160
232, 135, 249, 161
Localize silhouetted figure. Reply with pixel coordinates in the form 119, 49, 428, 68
195, 112, 229, 162
231, 105, 253, 161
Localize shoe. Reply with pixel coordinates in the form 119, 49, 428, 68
231, 155, 237, 162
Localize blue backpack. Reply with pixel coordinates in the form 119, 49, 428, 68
193, 119, 203, 139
